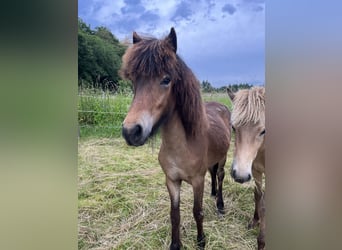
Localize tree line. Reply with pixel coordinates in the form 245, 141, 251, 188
78, 18, 255, 93
78, 18, 130, 92
201, 80, 253, 93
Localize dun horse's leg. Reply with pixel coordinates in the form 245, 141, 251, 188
248, 186, 262, 229
192, 177, 206, 249
251, 166, 265, 249
216, 158, 226, 214
249, 168, 263, 229
166, 178, 182, 250
209, 163, 218, 197
257, 192, 266, 250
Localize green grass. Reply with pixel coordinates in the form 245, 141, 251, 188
78, 91, 232, 138
202, 92, 232, 109
78, 92, 133, 138
78, 138, 257, 249
78, 91, 256, 249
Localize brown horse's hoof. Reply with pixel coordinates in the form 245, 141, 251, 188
217, 208, 225, 215
216, 200, 225, 215
197, 234, 206, 249
170, 242, 181, 250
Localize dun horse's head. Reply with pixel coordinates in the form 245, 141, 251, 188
120, 28, 179, 146
227, 87, 265, 183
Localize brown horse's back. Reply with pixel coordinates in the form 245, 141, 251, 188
205, 102, 231, 167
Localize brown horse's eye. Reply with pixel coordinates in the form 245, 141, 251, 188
160, 76, 171, 86
260, 129, 265, 136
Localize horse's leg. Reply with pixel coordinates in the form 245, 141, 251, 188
192, 177, 206, 249
257, 192, 266, 250
166, 178, 182, 250
209, 163, 218, 197
216, 157, 226, 214
248, 186, 262, 229
251, 166, 266, 249
248, 168, 263, 229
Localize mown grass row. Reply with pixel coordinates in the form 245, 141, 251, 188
78, 90, 257, 249
78, 138, 257, 250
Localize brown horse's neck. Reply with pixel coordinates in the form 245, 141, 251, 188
160, 103, 208, 146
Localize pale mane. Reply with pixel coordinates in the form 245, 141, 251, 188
231, 86, 265, 127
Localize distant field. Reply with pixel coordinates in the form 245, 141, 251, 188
78, 91, 232, 138
78, 137, 257, 249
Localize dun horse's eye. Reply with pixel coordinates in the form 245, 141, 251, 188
160, 76, 171, 86
260, 129, 266, 136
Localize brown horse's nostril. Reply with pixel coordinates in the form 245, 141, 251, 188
122, 124, 145, 146
132, 124, 142, 138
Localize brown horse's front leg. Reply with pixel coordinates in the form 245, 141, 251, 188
257, 192, 265, 250
192, 177, 206, 249
216, 158, 226, 214
209, 163, 218, 197
166, 178, 182, 250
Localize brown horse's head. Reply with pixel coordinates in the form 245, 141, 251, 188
121, 28, 203, 146
120, 27, 186, 146
227, 87, 265, 183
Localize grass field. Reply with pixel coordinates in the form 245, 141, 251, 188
78, 136, 257, 249
78, 92, 232, 138
78, 91, 258, 249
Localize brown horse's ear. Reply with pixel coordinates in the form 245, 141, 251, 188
227, 88, 235, 101
133, 31, 142, 44
166, 27, 177, 53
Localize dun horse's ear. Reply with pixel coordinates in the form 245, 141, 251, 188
166, 27, 177, 53
133, 31, 142, 44
227, 88, 235, 101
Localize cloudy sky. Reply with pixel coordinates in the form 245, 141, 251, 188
78, 0, 264, 87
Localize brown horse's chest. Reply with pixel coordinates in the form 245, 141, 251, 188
158, 144, 207, 183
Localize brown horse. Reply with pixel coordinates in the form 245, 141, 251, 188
227, 86, 265, 250
120, 28, 231, 249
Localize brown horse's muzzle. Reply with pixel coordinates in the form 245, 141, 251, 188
122, 123, 148, 146
122, 111, 154, 146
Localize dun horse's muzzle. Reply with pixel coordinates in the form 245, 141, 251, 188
231, 169, 251, 183
122, 124, 146, 146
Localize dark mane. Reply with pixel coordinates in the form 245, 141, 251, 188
120, 37, 179, 80
120, 35, 204, 138
172, 56, 204, 138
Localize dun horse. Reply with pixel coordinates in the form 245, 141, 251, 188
121, 28, 231, 249
227, 87, 265, 250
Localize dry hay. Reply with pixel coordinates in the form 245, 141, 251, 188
78, 138, 257, 249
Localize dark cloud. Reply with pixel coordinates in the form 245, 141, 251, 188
243, 0, 265, 3
121, 4, 145, 14
171, 1, 193, 21
124, 0, 141, 5
114, 17, 139, 33
253, 5, 264, 12
141, 11, 160, 22
222, 4, 236, 15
